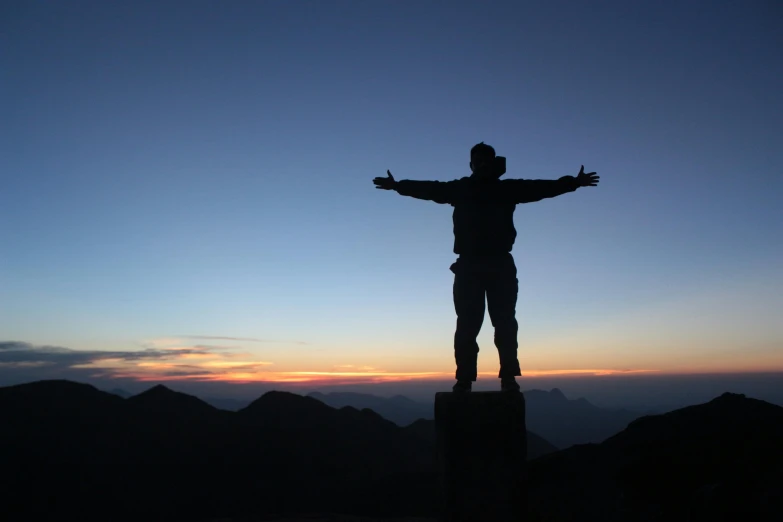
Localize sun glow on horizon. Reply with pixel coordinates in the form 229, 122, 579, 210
4, 337, 781, 388
109, 366, 661, 384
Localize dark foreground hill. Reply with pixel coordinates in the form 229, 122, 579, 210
0, 380, 549, 521
0, 380, 431, 520
527, 392, 783, 521
265, 393, 783, 522
2, 381, 781, 522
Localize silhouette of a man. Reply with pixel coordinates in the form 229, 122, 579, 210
373, 142, 599, 392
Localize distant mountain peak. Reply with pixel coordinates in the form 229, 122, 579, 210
0, 379, 123, 411
242, 390, 333, 415
390, 394, 416, 404
550, 388, 567, 400
130, 383, 181, 400
1, 379, 115, 399
713, 391, 746, 401
522, 388, 569, 403
606, 392, 783, 449
108, 388, 132, 398
261, 390, 306, 400
128, 383, 217, 413
13, 379, 98, 393
307, 390, 432, 426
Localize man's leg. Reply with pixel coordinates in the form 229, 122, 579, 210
486, 255, 521, 379
452, 259, 486, 382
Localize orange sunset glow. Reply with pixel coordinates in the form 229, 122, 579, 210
67, 338, 663, 385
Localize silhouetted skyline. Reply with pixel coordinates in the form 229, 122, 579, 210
2, 1, 781, 386
2, 379, 782, 520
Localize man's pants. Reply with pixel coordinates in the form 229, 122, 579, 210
450, 253, 522, 382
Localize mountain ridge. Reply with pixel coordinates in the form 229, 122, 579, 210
3, 380, 780, 521
526, 390, 783, 521
309, 387, 642, 448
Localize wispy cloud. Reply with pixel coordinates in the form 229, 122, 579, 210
0, 341, 198, 364
0, 340, 273, 382
512, 369, 659, 377
179, 335, 309, 345
0, 340, 658, 386
331, 364, 379, 372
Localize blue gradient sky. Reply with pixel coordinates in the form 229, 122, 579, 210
2, 1, 781, 387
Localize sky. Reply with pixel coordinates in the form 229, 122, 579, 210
1, 1, 782, 400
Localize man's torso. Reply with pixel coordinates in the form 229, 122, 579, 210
450, 177, 517, 257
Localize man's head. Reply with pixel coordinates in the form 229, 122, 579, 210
470, 142, 497, 178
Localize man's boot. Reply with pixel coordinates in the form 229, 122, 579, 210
501, 377, 520, 392
452, 380, 472, 393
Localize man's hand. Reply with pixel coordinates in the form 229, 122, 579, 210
576, 165, 599, 187
373, 170, 397, 190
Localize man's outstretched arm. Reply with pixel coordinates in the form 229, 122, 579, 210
506, 165, 599, 204
373, 170, 457, 205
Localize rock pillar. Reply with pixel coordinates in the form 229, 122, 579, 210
435, 391, 527, 522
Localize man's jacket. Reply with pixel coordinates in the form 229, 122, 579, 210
394, 174, 580, 257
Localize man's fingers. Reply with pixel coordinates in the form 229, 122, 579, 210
575, 168, 599, 187
579, 176, 599, 186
